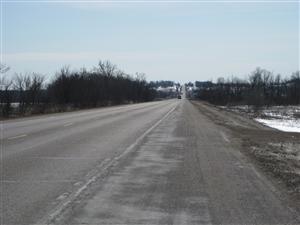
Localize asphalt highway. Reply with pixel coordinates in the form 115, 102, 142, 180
1, 99, 299, 225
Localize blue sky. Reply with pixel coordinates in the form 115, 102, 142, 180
2, 1, 299, 83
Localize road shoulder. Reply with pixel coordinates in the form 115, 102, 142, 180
191, 100, 300, 214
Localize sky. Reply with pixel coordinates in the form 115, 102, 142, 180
1, 1, 299, 83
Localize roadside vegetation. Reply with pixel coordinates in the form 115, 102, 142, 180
0, 61, 178, 118
149, 80, 181, 99
191, 68, 300, 132
194, 68, 300, 107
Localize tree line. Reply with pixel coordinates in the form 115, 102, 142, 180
149, 80, 180, 88
195, 68, 300, 106
0, 61, 157, 118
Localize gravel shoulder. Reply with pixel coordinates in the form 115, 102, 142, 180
191, 100, 300, 212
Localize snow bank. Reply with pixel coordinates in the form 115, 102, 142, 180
255, 118, 300, 133
222, 105, 300, 133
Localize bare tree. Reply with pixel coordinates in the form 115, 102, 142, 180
0, 63, 10, 74
13, 73, 32, 113
0, 63, 13, 116
0, 76, 13, 117
29, 73, 45, 105
196, 68, 300, 106
97, 60, 117, 77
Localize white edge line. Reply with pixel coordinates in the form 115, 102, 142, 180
63, 123, 73, 127
8, 134, 27, 140
220, 131, 230, 143
36, 103, 178, 225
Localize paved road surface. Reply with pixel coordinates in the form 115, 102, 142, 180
1, 99, 299, 225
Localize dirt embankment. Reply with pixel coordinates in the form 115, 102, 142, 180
191, 100, 300, 210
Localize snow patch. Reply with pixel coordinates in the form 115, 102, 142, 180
255, 118, 300, 133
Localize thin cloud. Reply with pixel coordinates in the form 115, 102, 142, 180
3, 51, 181, 62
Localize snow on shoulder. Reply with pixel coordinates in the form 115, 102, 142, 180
255, 118, 300, 133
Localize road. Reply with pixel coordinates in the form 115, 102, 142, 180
1, 99, 299, 225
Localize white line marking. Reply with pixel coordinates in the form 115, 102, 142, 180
220, 131, 230, 143
8, 134, 27, 140
63, 123, 73, 127
36, 103, 178, 225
